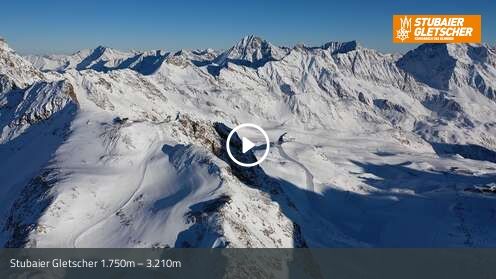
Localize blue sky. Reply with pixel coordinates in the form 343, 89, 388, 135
1, 0, 494, 54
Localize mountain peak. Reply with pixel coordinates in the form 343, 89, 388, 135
0, 37, 44, 90
0, 37, 13, 52
92, 45, 118, 56
94, 45, 107, 50
397, 43, 496, 93
74, 45, 133, 71
396, 44, 457, 90
321, 40, 359, 54
214, 35, 289, 68
401, 43, 491, 62
235, 35, 264, 48
230, 35, 269, 55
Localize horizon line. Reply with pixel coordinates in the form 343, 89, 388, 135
2, 34, 494, 57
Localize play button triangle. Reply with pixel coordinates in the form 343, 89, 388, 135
242, 137, 255, 153
226, 123, 270, 167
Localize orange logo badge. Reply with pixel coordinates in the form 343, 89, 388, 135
393, 15, 481, 43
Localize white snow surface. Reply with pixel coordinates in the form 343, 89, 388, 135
1, 35, 496, 247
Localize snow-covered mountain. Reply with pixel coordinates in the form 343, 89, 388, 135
2, 35, 496, 248
24, 46, 221, 76
1, 38, 45, 91
213, 35, 290, 68
27, 46, 162, 74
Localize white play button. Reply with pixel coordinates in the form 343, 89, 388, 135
242, 137, 255, 153
226, 123, 270, 167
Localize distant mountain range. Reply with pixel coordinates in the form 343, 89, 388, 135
1, 35, 496, 248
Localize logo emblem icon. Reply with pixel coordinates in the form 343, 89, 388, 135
396, 16, 412, 42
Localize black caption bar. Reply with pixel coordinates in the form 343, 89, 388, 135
1, 249, 496, 279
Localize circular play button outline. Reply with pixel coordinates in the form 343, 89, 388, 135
226, 123, 270, 167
